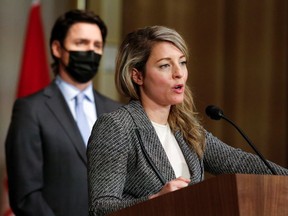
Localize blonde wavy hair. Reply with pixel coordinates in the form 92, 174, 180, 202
115, 26, 205, 158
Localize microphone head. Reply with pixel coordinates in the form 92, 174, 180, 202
205, 105, 224, 120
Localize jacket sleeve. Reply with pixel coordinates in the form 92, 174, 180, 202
203, 130, 288, 175
87, 113, 147, 216
5, 98, 55, 216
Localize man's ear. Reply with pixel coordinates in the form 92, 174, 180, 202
51, 41, 62, 58
131, 68, 143, 85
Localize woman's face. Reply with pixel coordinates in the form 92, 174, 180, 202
135, 41, 188, 108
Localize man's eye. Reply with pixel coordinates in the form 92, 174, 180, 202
94, 43, 103, 49
75, 41, 86, 45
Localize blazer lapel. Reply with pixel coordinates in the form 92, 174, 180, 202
138, 128, 176, 182
93, 91, 106, 116
175, 131, 204, 182
127, 100, 176, 183
44, 82, 87, 164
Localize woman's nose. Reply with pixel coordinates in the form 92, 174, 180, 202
173, 65, 184, 78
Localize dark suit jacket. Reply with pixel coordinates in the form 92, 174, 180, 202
5, 81, 122, 216
87, 100, 288, 216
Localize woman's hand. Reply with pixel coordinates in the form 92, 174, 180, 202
149, 176, 191, 199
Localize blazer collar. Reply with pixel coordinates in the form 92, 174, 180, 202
124, 100, 176, 182
124, 100, 202, 182
43, 81, 87, 164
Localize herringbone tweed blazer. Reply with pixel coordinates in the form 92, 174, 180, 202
87, 100, 288, 216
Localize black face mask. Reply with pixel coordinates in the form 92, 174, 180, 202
65, 50, 102, 83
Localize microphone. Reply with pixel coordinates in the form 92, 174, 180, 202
205, 105, 277, 175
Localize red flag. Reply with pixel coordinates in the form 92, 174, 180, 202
2, 1, 50, 215
16, 0, 50, 98
1, 178, 13, 216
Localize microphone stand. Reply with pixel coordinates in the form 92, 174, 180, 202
220, 114, 277, 175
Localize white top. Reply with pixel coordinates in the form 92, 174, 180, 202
55, 76, 97, 131
151, 121, 190, 179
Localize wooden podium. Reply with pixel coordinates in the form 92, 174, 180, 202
109, 174, 288, 216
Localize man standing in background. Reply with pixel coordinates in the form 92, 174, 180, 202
5, 9, 121, 216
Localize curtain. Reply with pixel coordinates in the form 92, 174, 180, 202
122, 0, 288, 167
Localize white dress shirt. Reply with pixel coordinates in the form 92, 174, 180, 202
152, 121, 190, 179
55, 76, 97, 132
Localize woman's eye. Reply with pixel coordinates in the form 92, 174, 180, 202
180, 61, 187, 66
160, 64, 170, 69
